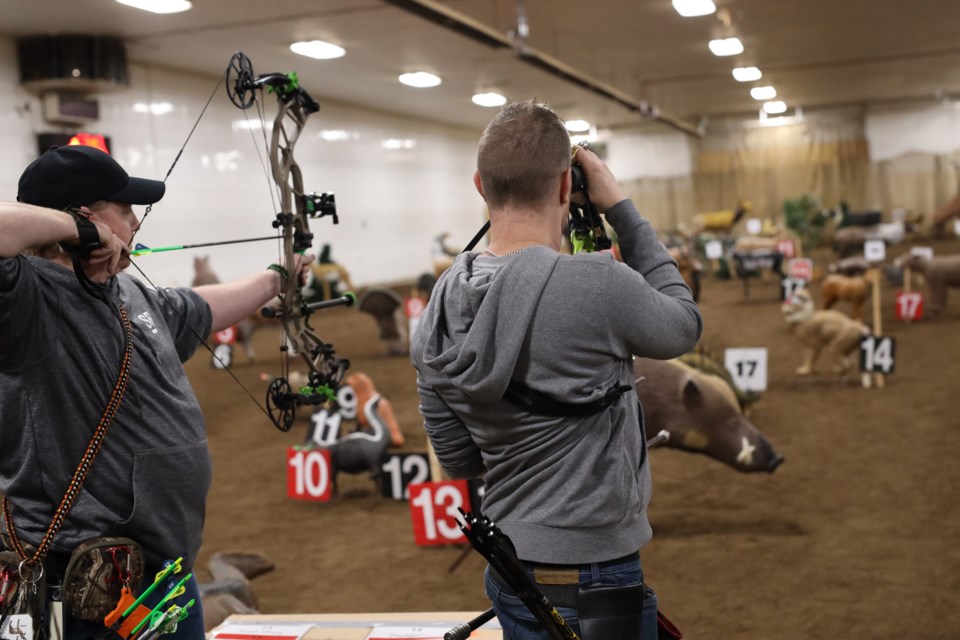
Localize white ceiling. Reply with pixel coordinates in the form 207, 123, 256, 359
1, 0, 959, 135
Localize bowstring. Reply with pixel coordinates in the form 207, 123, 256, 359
135, 63, 230, 241
125, 258, 273, 423
124, 57, 281, 425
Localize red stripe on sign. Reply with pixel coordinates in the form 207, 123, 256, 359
213, 635, 301, 639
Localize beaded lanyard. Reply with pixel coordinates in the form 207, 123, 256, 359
2, 302, 134, 566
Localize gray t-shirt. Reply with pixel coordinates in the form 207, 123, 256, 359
0, 256, 212, 567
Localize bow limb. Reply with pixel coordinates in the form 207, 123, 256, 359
261, 69, 348, 431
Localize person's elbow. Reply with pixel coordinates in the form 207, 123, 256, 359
652, 303, 703, 359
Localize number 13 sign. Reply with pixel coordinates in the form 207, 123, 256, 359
408, 481, 469, 546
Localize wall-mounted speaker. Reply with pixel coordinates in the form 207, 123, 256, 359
17, 35, 129, 93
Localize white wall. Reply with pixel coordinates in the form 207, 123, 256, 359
0, 36, 485, 287
605, 129, 694, 180
866, 102, 960, 162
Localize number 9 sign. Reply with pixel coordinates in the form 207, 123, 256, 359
408, 481, 469, 546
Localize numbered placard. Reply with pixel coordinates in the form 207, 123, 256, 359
909, 246, 934, 261
787, 258, 813, 281
287, 447, 332, 502
864, 239, 886, 262
776, 239, 796, 258
860, 335, 896, 374
381, 453, 432, 500
724, 348, 769, 392
408, 480, 469, 546
895, 292, 924, 321
307, 407, 343, 447
705, 240, 723, 260
214, 326, 237, 345
746, 218, 762, 235
781, 276, 807, 301
211, 343, 233, 370
405, 296, 426, 342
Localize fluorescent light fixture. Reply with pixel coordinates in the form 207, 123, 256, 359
132, 101, 174, 115
763, 101, 787, 114
290, 40, 346, 60
319, 129, 358, 141
732, 67, 762, 82
672, 0, 716, 17
472, 92, 507, 107
564, 119, 591, 133
381, 138, 417, 150
750, 86, 777, 100
708, 38, 744, 57
398, 72, 441, 88
115, 0, 192, 14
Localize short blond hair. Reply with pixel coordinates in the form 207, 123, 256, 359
477, 100, 570, 209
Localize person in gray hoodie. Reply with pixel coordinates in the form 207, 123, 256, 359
411, 101, 702, 640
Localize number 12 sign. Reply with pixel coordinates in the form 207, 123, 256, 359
408, 480, 469, 546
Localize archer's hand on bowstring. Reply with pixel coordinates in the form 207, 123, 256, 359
571, 147, 627, 213
81, 218, 128, 279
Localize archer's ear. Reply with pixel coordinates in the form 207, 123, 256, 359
560, 168, 572, 207
473, 171, 485, 200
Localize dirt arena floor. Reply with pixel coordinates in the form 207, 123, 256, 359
190, 238, 960, 640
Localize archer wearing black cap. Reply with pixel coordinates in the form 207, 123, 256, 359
0, 144, 314, 639
8, 144, 165, 278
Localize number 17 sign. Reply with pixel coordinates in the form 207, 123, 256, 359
724, 348, 769, 392
895, 291, 923, 321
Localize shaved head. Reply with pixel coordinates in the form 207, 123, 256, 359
477, 100, 571, 209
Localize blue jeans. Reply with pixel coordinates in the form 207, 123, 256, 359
61, 570, 205, 640
484, 556, 658, 640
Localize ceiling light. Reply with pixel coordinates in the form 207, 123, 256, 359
472, 92, 507, 107
115, 0, 192, 14
750, 86, 777, 100
763, 101, 787, 114
708, 38, 744, 57
732, 67, 762, 82
398, 72, 441, 88
672, 0, 716, 17
290, 40, 345, 60
564, 120, 591, 133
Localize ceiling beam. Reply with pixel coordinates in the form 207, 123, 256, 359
380, 0, 703, 137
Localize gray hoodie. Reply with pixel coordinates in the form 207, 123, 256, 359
411, 199, 702, 564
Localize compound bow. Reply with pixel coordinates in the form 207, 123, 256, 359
133, 51, 350, 433
224, 51, 350, 432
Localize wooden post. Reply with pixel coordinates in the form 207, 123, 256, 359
870, 268, 885, 389
903, 266, 912, 324
426, 440, 446, 483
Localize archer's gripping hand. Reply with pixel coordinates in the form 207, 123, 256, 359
83, 219, 127, 277
574, 147, 627, 213
289, 252, 316, 288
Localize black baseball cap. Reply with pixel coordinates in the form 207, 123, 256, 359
17, 145, 165, 211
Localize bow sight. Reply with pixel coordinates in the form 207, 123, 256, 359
568, 145, 612, 254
